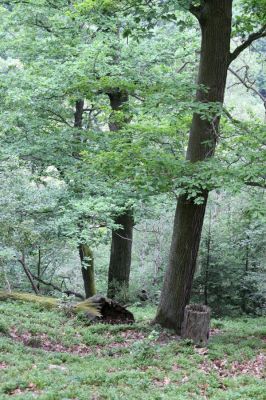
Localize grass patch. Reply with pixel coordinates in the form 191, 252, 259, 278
0, 299, 265, 399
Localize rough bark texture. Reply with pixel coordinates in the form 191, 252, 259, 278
155, 0, 233, 333
181, 304, 210, 345
79, 243, 96, 299
107, 90, 134, 299
107, 212, 134, 298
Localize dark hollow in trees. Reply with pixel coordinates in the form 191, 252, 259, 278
155, 0, 233, 333
181, 304, 211, 345
107, 90, 134, 299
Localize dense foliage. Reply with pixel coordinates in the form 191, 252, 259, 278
0, 0, 265, 316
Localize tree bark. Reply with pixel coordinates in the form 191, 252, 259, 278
79, 243, 96, 298
155, 0, 233, 333
107, 90, 134, 299
107, 212, 134, 298
181, 304, 210, 345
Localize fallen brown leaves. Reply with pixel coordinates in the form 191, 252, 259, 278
0, 362, 8, 369
9, 382, 41, 396
153, 376, 171, 387
8, 327, 148, 356
200, 353, 265, 378
9, 328, 97, 356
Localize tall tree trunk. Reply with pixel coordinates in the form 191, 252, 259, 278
79, 243, 96, 298
74, 100, 96, 298
107, 90, 134, 298
155, 0, 233, 333
107, 212, 134, 298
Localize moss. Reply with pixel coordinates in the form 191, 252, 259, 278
0, 291, 99, 316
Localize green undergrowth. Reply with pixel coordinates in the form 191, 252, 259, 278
0, 300, 265, 399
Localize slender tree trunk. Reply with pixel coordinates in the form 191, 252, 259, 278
36, 246, 41, 291
79, 243, 96, 298
18, 252, 39, 295
155, 0, 233, 333
74, 100, 96, 298
107, 90, 134, 298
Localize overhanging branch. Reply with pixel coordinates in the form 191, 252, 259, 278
230, 24, 266, 63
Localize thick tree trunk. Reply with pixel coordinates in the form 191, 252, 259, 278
107, 90, 134, 299
107, 212, 134, 298
79, 243, 96, 299
155, 0, 233, 333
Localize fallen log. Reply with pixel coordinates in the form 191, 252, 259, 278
85, 295, 135, 324
0, 291, 99, 314
0, 291, 134, 324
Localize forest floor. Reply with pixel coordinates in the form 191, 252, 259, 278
0, 300, 265, 400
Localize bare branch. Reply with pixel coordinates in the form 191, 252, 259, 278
176, 61, 192, 74
230, 25, 266, 63
30, 273, 85, 299
130, 93, 144, 102
45, 108, 73, 127
18, 255, 39, 295
229, 67, 266, 103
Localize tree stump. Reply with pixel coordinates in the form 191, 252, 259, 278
85, 295, 135, 324
181, 304, 210, 345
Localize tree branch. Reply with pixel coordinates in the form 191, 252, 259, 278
189, 4, 203, 20
30, 273, 85, 299
18, 255, 39, 295
228, 67, 266, 106
230, 25, 266, 63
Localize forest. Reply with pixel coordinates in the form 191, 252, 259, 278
0, 1, 265, 399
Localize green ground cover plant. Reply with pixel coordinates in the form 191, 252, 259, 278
0, 300, 265, 400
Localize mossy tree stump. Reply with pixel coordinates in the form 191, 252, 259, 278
181, 304, 210, 345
